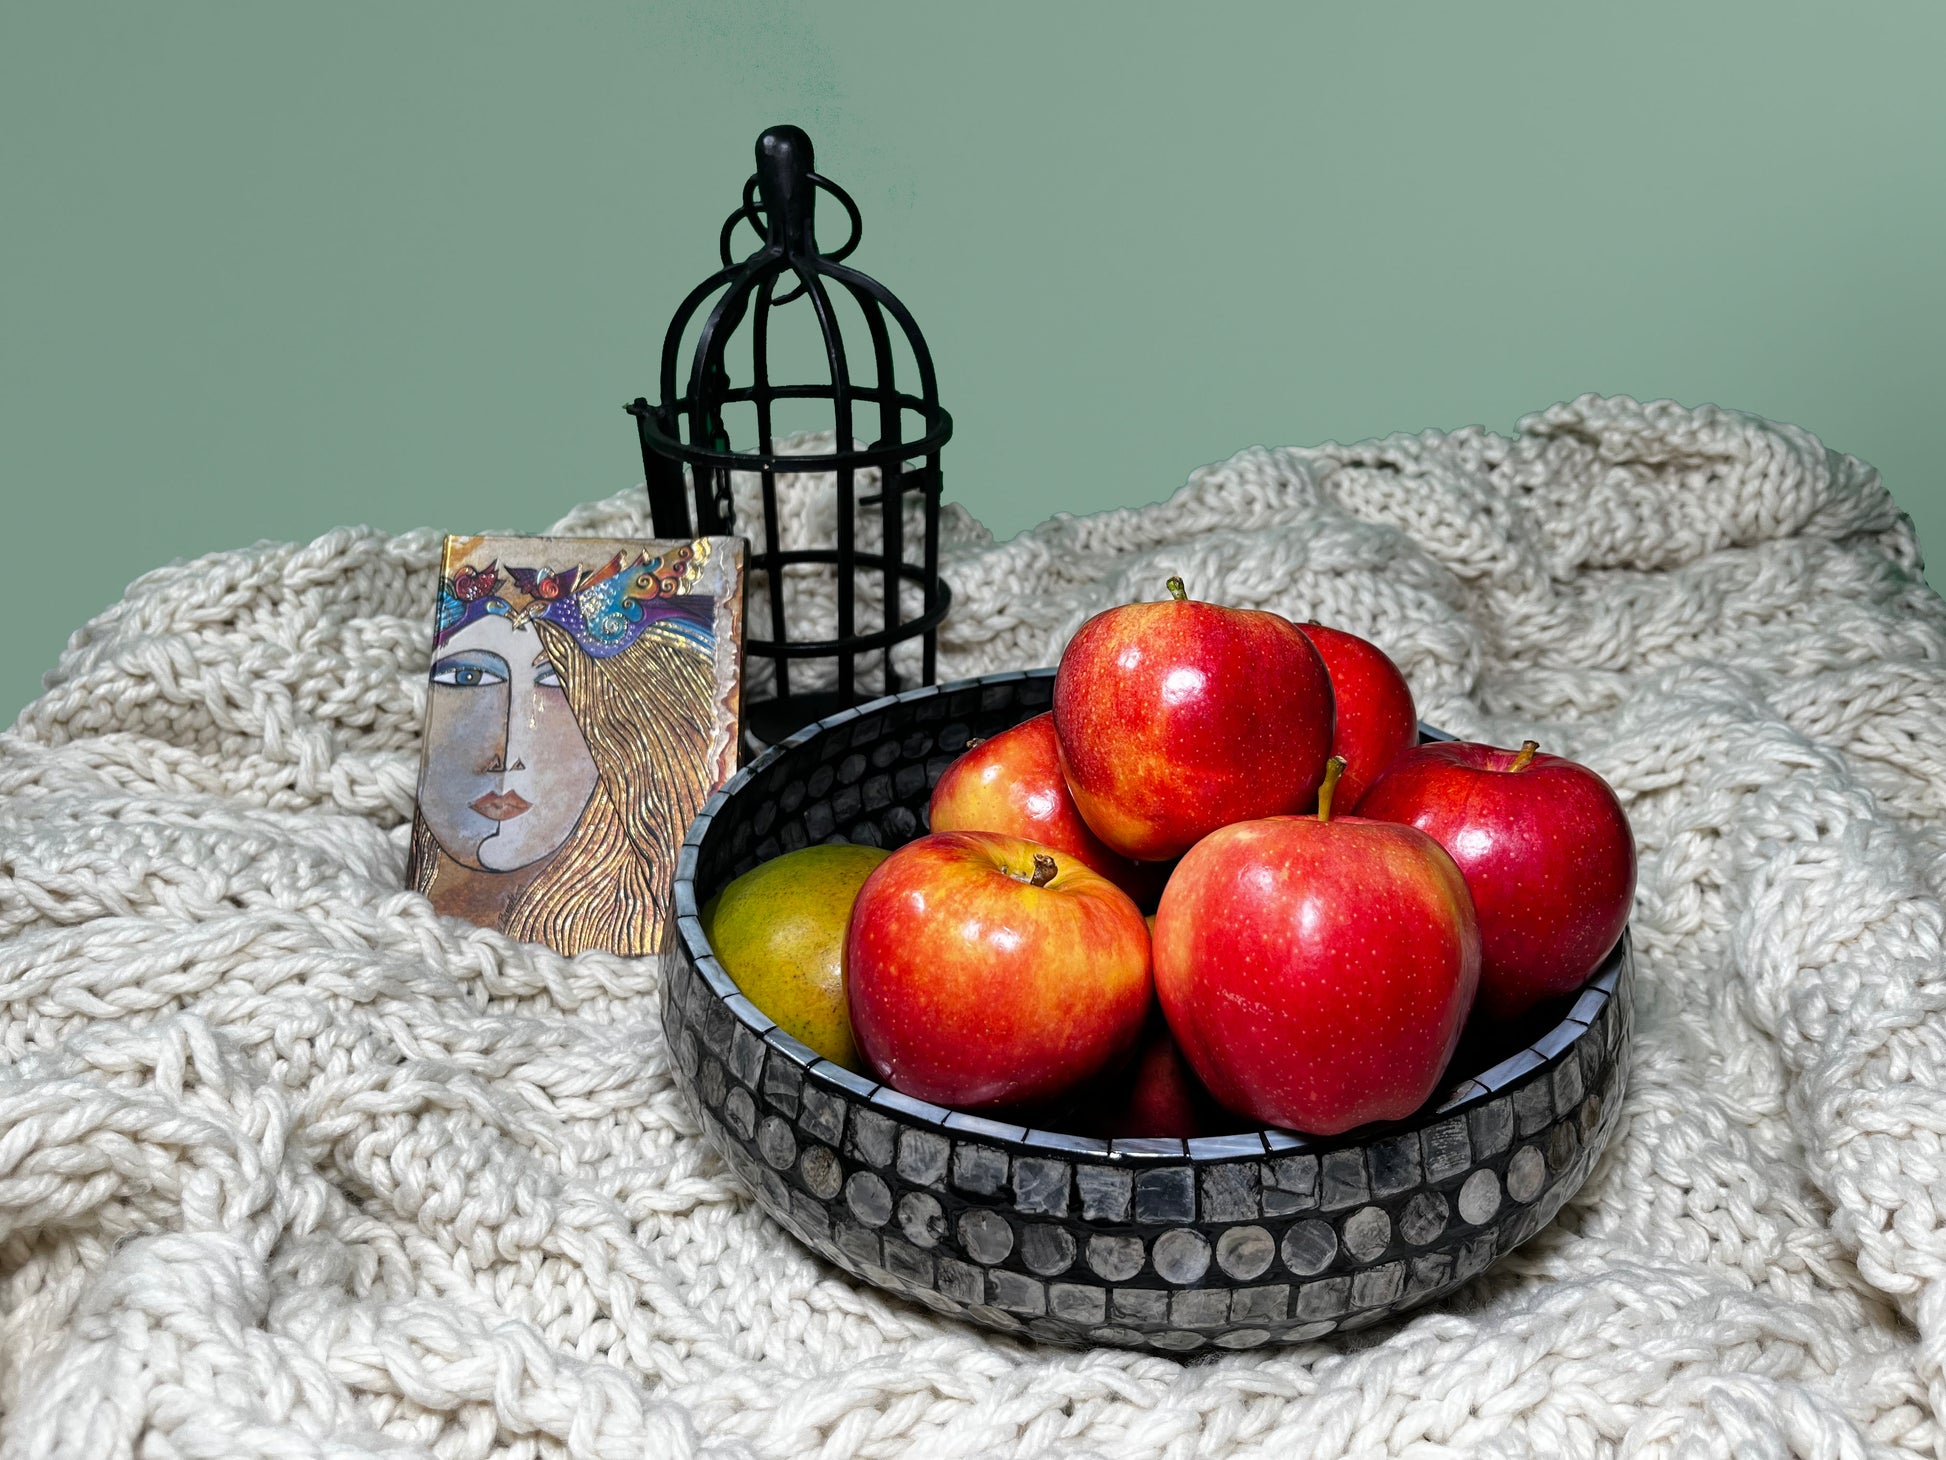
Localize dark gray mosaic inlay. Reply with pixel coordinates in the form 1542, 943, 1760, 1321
952, 1143, 1008, 1198
1470, 1098, 1514, 1159
846, 1108, 896, 1169
1200, 1165, 1260, 1222
1134, 1167, 1196, 1224
1076, 1167, 1132, 1223
1368, 1134, 1421, 1197
1320, 1150, 1370, 1209
1013, 1157, 1071, 1217
897, 1130, 949, 1189
1422, 1117, 1471, 1182
1263, 1154, 1319, 1216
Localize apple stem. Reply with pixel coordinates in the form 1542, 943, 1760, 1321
1166, 576, 1189, 602
1029, 853, 1059, 888
1511, 740, 1540, 772
1317, 756, 1347, 823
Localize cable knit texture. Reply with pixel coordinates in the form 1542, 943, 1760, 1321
4, 395, 1945, 1459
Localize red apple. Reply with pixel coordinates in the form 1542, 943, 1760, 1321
1069, 1009, 1234, 1140
1153, 760, 1480, 1135
1294, 621, 1419, 813
1053, 577, 1334, 861
845, 831, 1151, 1110
928, 713, 1167, 907
1358, 739, 1636, 1021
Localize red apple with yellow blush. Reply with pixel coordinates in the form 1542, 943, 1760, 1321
928, 713, 1167, 907
1153, 759, 1481, 1135
1054, 578, 1334, 862
1358, 739, 1636, 1021
845, 831, 1152, 1110
1295, 621, 1419, 813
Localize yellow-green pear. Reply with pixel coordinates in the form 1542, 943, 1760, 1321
701, 843, 890, 1070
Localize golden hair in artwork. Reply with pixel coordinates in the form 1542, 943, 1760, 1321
406, 535, 744, 956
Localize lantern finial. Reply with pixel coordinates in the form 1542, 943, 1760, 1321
754, 126, 817, 254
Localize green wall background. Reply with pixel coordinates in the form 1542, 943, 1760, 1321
6, 2, 1944, 724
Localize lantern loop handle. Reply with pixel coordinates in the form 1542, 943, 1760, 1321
718, 177, 863, 279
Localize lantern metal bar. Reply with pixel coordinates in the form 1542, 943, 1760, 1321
852, 284, 904, 695
815, 256, 947, 686
644, 259, 748, 537
818, 254, 943, 413
733, 552, 947, 656
641, 390, 946, 469
790, 257, 855, 704
920, 448, 941, 685
749, 271, 790, 702
827, 273, 903, 696
683, 271, 760, 535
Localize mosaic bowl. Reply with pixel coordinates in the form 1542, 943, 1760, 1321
664, 669, 1633, 1353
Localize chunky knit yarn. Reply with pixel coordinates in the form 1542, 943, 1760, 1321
3, 395, 1944, 1458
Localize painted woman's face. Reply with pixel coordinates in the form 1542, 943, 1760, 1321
418, 611, 599, 872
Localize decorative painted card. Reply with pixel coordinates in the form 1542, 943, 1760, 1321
406, 534, 744, 956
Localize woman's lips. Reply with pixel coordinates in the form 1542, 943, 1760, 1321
470, 789, 533, 821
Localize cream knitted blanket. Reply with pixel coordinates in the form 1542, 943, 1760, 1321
4, 395, 1945, 1459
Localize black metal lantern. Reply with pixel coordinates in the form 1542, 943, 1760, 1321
628, 125, 953, 747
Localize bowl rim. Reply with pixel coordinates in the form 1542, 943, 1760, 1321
670, 666, 1625, 1164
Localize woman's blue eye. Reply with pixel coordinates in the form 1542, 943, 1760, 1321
431, 659, 508, 687
534, 662, 563, 688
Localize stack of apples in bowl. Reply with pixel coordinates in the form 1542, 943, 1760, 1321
710, 577, 1636, 1143
684, 578, 1638, 1351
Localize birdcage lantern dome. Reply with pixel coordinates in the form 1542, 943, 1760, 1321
628, 125, 954, 748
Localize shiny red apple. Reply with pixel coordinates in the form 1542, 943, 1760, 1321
1295, 621, 1418, 813
1358, 739, 1636, 1021
928, 713, 1167, 907
1053, 577, 1334, 861
1153, 761, 1480, 1135
845, 831, 1152, 1110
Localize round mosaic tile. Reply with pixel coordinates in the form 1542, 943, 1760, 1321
898, 1192, 945, 1247
1281, 1220, 1338, 1277
1152, 1229, 1212, 1284
1341, 1206, 1392, 1263
845, 1172, 892, 1227
1088, 1234, 1145, 1282
1457, 1168, 1501, 1225
1507, 1146, 1547, 1203
1216, 1226, 1276, 1280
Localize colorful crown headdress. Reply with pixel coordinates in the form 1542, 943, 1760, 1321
434, 539, 713, 658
